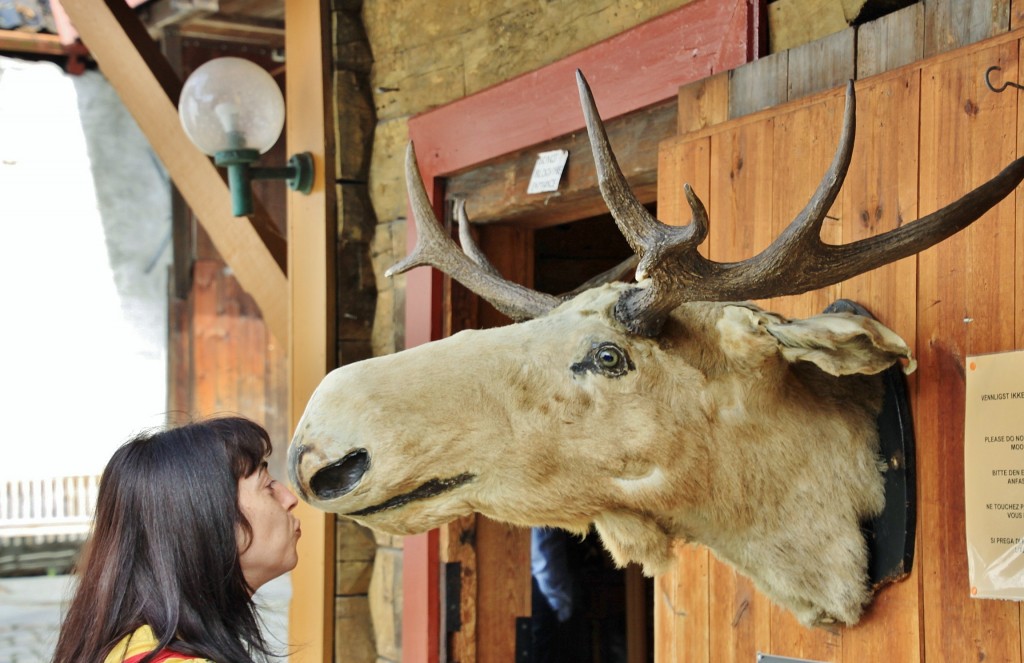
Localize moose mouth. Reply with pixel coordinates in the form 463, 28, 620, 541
347, 473, 476, 517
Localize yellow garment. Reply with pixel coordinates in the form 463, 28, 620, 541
103, 625, 212, 663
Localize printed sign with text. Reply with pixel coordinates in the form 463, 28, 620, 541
965, 349, 1024, 599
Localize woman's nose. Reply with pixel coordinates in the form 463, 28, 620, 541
276, 482, 299, 510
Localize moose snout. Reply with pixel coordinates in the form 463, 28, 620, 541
309, 448, 370, 500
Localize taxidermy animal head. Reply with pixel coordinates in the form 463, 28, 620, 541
289, 72, 1024, 627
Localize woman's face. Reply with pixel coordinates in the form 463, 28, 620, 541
237, 462, 301, 591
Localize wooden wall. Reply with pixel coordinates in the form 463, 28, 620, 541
167, 259, 289, 479
654, 28, 1024, 663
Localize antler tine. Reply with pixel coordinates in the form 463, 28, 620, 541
765, 80, 856, 256
576, 69, 709, 282
453, 198, 504, 279
387, 142, 560, 321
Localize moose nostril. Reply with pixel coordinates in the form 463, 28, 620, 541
310, 449, 370, 500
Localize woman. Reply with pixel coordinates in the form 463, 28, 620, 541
51, 417, 301, 663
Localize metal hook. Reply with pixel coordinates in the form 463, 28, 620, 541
985, 65, 1024, 93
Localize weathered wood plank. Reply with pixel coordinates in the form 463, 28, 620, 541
924, 0, 1011, 58
857, 2, 924, 79
788, 26, 856, 102
917, 39, 1021, 663
445, 99, 677, 229
838, 72, 921, 663
730, 50, 790, 119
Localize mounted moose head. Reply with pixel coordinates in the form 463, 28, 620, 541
289, 72, 1024, 627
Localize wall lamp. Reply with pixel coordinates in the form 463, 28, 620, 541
178, 57, 313, 217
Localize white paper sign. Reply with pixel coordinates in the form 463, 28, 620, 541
965, 349, 1024, 600
527, 149, 569, 194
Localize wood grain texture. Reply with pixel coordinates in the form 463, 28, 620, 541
787, 27, 856, 103
678, 72, 731, 135
837, 72, 921, 663
924, 0, 1011, 58
856, 2, 924, 79
729, 50, 790, 119
917, 39, 1021, 663
286, 1, 336, 661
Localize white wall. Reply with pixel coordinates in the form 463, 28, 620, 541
0, 57, 171, 480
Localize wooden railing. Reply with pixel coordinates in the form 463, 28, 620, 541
0, 475, 100, 544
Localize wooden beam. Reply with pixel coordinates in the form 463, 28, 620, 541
445, 99, 676, 228
286, 1, 335, 662
58, 0, 288, 343
0, 29, 66, 55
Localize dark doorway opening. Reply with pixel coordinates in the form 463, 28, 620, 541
528, 210, 653, 663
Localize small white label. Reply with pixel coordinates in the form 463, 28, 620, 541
526, 149, 569, 194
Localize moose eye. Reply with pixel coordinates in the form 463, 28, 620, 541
597, 346, 624, 369
571, 342, 634, 378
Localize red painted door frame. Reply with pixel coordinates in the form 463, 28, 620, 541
400, 2, 763, 661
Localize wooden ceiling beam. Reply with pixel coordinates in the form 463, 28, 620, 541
58, 0, 289, 343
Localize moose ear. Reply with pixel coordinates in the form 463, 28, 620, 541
764, 312, 916, 376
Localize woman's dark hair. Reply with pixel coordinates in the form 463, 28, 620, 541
51, 417, 278, 663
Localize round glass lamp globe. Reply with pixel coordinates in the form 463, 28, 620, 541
178, 57, 285, 155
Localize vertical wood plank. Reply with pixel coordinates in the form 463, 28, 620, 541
1013, 0, 1024, 30
655, 135, 712, 663
708, 117, 776, 661
857, 2, 924, 79
918, 40, 1020, 663
838, 72, 922, 663
924, 0, 1011, 58
287, 0, 336, 660
786, 27, 855, 103
677, 72, 730, 135
770, 91, 845, 321
729, 51, 790, 120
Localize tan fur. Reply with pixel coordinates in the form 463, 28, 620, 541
289, 283, 913, 627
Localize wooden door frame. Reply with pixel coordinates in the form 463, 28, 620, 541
402, 2, 763, 661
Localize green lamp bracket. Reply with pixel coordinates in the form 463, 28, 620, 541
214, 149, 315, 217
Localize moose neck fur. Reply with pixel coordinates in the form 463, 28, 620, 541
290, 283, 909, 627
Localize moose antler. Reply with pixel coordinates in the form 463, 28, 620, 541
389, 142, 640, 320
390, 71, 1024, 336
577, 70, 1024, 336
387, 143, 561, 321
